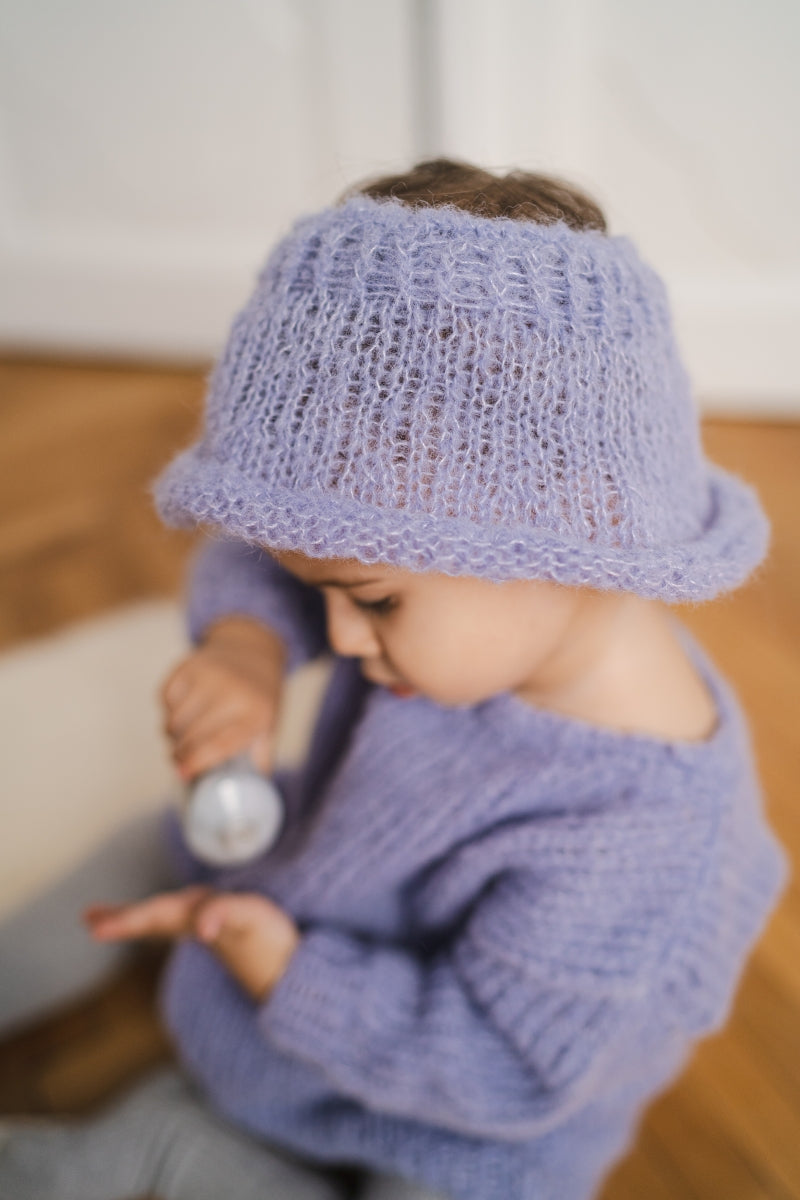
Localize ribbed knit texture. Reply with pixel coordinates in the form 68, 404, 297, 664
159, 542, 787, 1200
154, 195, 768, 600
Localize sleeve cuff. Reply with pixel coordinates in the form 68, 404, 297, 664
186, 538, 327, 672
259, 928, 367, 1064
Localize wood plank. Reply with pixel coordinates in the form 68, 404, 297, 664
0, 356, 203, 647
599, 1135, 691, 1200
679, 1033, 800, 1197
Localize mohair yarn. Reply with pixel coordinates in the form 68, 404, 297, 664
154, 195, 768, 600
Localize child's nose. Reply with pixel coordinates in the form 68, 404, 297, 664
324, 591, 382, 658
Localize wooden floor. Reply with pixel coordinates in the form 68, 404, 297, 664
0, 355, 798, 1199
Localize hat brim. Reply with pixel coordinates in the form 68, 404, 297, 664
154, 452, 768, 603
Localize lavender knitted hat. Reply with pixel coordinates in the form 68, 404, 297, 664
154, 194, 768, 601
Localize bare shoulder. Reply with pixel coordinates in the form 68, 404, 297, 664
642, 632, 719, 743
577, 604, 720, 744
623, 611, 718, 743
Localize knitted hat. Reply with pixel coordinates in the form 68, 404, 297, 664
154, 194, 768, 601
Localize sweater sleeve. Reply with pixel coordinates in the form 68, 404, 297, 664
258, 884, 642, 1141
186, 537, 327, 671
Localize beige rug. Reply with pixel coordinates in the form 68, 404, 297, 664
0, 601, 331, 918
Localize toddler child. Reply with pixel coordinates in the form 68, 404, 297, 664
0, 159, 787, 1200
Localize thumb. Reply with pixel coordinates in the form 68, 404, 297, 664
248, 729, 274, 775
193, 893, 264, 942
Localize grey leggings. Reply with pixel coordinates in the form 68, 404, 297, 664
0, 810, 448, 1200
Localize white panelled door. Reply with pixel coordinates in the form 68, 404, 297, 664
432, 0, 800, 413
0, 0, 417, 358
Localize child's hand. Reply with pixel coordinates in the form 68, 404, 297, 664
161, 616, 287, 782
84, 888, 301, 1001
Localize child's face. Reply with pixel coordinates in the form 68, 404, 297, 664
271, 549, 618, 709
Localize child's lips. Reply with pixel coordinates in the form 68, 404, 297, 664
387, 683, 416, 698
361, 665, 416, 697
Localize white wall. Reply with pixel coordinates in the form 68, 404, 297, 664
433, 0, 800, 413
0, 0, 417, 358
0, 0, 798, 412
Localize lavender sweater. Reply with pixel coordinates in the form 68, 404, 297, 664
160, 540, 787, 1200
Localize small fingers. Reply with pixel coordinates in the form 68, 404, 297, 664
173, 724, 267, 781
248, 730, 274, 775
193, 896, 228, 943
160, 658, 198, 708
163, 690, 216, 745
192, 893, 268, 943
167, 691, 251, 746
84, 887, 212, 941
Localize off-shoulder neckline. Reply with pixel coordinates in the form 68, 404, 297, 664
477, 621, 735, 761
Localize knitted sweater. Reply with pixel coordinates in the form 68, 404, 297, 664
160, 539, 787, 1200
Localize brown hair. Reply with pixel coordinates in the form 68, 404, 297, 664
345, 157, 607, 233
